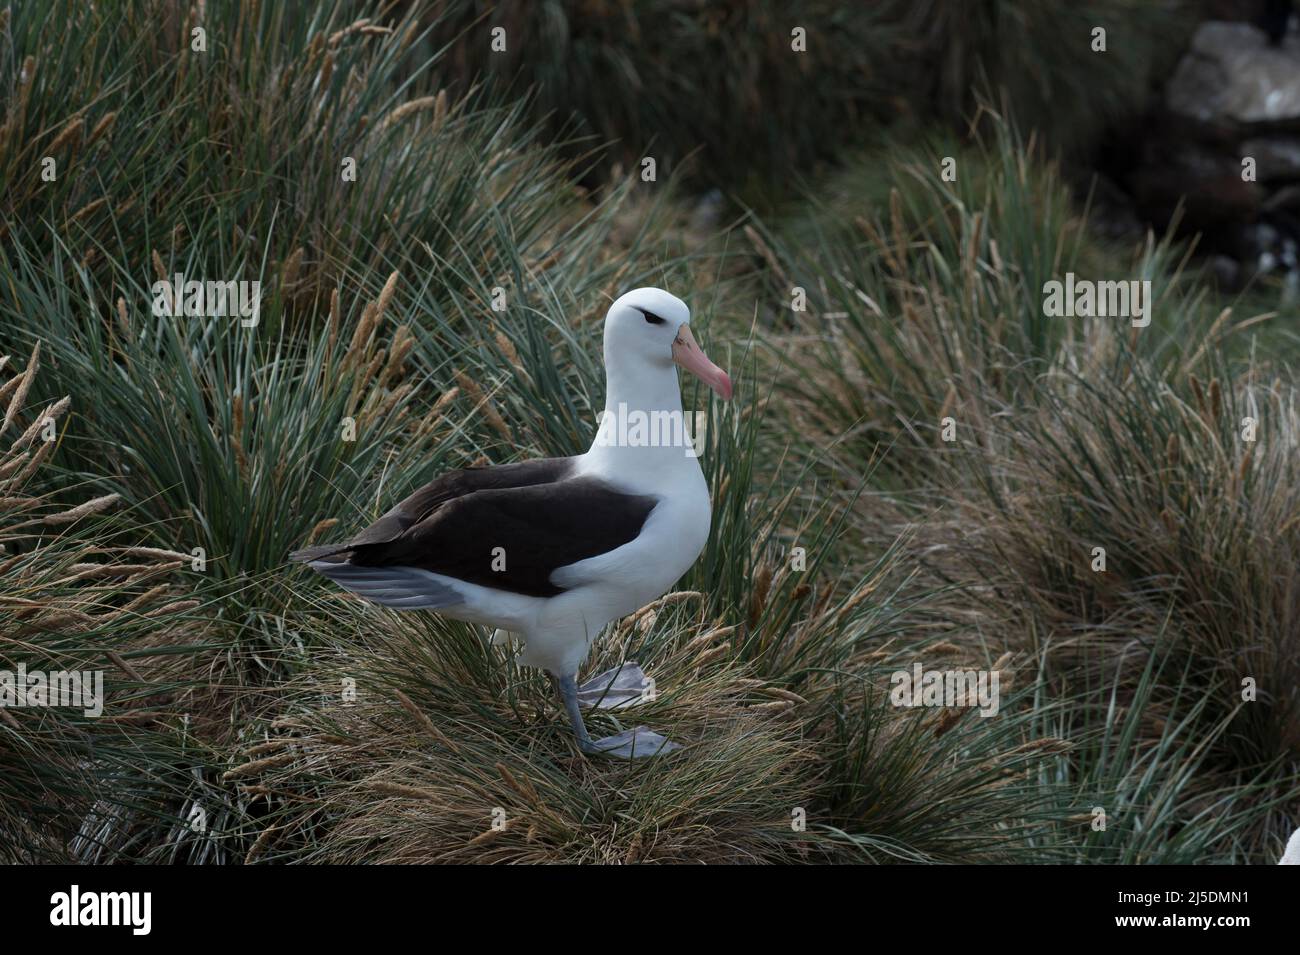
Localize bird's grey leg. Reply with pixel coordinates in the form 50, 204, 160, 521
554, 672, 594, 750
553, 670, 681, 759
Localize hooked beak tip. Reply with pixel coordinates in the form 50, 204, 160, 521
672, 323, 733, 400
715, 372, 734, 401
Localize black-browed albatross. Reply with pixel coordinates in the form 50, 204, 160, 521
291, 288, 732, 758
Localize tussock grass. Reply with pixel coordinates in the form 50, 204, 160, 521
240, 611, 818, 864
755, 114, 1300, 862
941, 358, 1300, 849
1035, 648, 1289, 864
426, 0, 896, 196
425, 1, 1186, 198
882, 0, 1188, 153
0, 0, 582, 316
750, 120, 1223, 489
0, 346, 230, 862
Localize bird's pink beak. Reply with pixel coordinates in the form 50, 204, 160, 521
672, 324, 732, 400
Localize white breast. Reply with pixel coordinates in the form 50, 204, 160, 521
553, 447, 711, 614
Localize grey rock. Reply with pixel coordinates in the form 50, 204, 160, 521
1167, 21, 1300, 125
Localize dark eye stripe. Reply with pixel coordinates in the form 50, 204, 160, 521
637, 308, 666, 325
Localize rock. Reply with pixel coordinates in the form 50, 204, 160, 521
1105, 17, 1300, 290
1167, 21, 1300, 126
1241, 136, 1300, 180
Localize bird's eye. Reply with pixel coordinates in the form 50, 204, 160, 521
641, 310, 665, 325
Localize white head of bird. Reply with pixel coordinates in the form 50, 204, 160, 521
601, 287, 732, 411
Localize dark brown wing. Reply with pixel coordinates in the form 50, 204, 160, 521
291, 457, 657, 598
349, 457, 581, 548
351, 477, 657, 597
290, 456, 576, 562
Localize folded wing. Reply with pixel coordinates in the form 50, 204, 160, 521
292, 457, 658, 598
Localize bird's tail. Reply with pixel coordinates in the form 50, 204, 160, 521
299, 558, 462, 610
288, 543, 353, 563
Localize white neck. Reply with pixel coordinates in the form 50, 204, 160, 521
600, 347, 683, 421
580, 350, 702, 487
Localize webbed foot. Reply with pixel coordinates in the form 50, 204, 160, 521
576, 662, 652, 709
579, 726, 681, 759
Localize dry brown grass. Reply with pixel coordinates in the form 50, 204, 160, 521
232, 607, 822, 864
